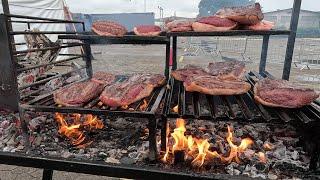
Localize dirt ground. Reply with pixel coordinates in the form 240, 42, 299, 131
1, 37, 319, 180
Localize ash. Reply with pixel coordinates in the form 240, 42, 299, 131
162, 120, 311, 179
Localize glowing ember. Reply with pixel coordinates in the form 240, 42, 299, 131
173, 105, 179, 113
121, 105, 129, 110
139, 99, 148, 111
257, 152, 267, 163
54, 113, 104, 148
263, 142, 273, 151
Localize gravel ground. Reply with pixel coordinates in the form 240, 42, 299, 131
2, 37, 319, 180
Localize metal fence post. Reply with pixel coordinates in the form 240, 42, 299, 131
282, 0, 302, 80
0, 14, 20, 111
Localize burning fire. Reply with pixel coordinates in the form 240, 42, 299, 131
54, 113, 104, 148
162, 119, 266, 168
173, 105, 179, 113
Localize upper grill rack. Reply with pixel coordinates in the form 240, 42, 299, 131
163, 71, 320, 124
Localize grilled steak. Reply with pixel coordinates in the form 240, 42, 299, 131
54, 72, 115, 107
134, 25, 162, 36
184, 75, 251, 95
245, 20, 275, 31
254, 78, 319, 108
92, 21, 127, 37
99, 74, 166, 107
215, 3, 264, 25
54, 81, 105, 107
92, 71, 116, 85
165, 20, 193, 32
208, 61, 246, 80
192, 16, 238, 32
171, 65, 210, 82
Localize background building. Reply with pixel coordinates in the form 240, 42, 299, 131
264, 9, 320, 36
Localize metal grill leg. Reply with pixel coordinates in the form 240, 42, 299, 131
160, 116, 168, 152
148, 116, 157, 161
42, 169, 53, 180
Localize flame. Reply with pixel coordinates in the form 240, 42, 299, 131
171, 118, 188, 152
173, 105, 179, 113
139, 99, 148, 111
83, 114, 104, 130
222, 126, 253, 163
55, 113, 85, 146
257, 152, 267, 163
263, 142, 273, 151
191, 139, 210, 167
54, 113, 104, 148
121, 105, 129, 110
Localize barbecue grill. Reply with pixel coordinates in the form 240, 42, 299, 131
1, 0, 320, 179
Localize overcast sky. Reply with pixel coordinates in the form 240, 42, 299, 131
66, 0, 319, 17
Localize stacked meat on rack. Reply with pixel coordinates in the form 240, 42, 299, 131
91, 3, 275, 37
171, 61, 319, 108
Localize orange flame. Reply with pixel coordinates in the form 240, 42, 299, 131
171, 119, 188, 152
191, 139, 210, 167
54, 113, 104, 148
83, 114, 104, 130
257, 152, 267, 163
173, 105, 179, 113
222, 126, 253, 163
139, 99, 148, 111
121, 105, 129, 110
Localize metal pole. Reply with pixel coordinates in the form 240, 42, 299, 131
282, 0, 302, 80
259, 35, 270, 74
172, 36, 178, 70
1, 0, 10, 14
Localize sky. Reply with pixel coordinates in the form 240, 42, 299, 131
66, 0, 319, 18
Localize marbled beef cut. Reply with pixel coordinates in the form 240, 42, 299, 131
134, 25, 162, 36
165, 20, 193, 32
53, 72, 115, 107
207, 61, 246, 80
99, 74, 166, 107
171, 65, 210, 82
215, 3, 264, 25
92, 21, 127, 37
254, 78, 319, 108
184, 75, 251, 95
192, 16, 237, 32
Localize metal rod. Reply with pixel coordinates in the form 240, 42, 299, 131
165, 42, 170, 79
5, 14, 84, 23
282, 0, 302, 80
18, 68, 85, 91
13, 43, 84, 54
259, 35, 270, 74
82, 40, 93, 78
9, 20, 84, 24
17, 56, 82, 72
172, 36, 177, 70
10, 31, 79, 35
42, 169, 53, 180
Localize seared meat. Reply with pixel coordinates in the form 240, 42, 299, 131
184, 75, 251, 95
171, 65, 210, 82
92, 21, 127, 37
254, 78, 319, 108
134, 25, 162, 36
192, 16, 238, 32
165, 20, 193, 32
99, 74, 166, 107
215, 3, 264, 25
207, 61, 246, 80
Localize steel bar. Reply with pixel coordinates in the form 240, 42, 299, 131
6, 14, 83, 23
42, 169, 53, 180
259, 35, 270, 74
172, 36, 178, 70
0, 152, 249, 180
282, 0, 302, 80
17, 56, 82, 73
150, 87, 166, 113
10, 31, 80, 35
82, 40, 93, 78
18, 68, 85, 91
167, 30, 291, 37
165, 41, 170, 79
13, 43, 84, 55
10, 20, 84, 24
